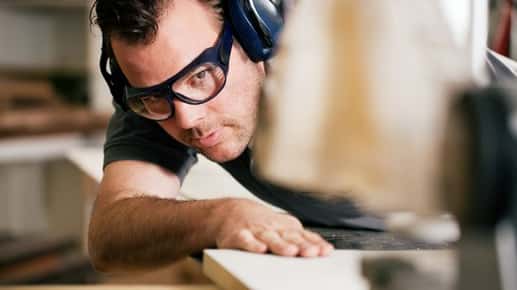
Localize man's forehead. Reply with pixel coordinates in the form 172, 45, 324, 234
112, 0, 222, 87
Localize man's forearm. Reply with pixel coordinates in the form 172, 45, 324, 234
88, 195, 230, 272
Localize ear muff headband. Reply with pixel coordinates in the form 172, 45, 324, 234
226, 0, 284, 62
100, 44, 128, 110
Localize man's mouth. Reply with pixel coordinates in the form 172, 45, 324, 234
193, 128, 222, 148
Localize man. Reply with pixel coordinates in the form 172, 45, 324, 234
88, 0, 366, 273
89, 0, 517, 274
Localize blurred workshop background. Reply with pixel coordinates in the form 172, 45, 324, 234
0, 0, 515, 286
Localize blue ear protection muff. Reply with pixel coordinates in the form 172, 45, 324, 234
100, 0, 285, 110
226, 0, 285, 62
100, 41, 127, 110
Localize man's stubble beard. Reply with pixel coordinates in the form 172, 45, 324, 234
183, 111, 257, 163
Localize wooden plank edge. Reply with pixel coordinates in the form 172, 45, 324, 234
202, 251, 248, 290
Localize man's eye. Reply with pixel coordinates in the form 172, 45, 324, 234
194, 70, 207, 80
189, 69, 210, 88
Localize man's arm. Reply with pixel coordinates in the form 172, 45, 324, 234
88, 160, 333, 273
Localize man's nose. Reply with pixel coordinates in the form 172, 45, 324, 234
172, 99, 207, 129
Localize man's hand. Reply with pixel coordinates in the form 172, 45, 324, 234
215, 199, 334, 257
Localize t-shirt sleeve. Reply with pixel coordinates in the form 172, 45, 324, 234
103, 104, 198, 182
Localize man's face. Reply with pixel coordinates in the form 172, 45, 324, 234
111, 0, 266, 162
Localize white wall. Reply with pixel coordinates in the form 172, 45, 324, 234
0, 7, 86, 71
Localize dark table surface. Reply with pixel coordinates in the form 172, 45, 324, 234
308, 227, 451, 250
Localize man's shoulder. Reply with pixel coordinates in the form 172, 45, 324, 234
103, 105, 198, 181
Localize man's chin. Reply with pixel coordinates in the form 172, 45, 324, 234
198, 143, 245, 163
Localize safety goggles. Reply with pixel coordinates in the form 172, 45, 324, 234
124, 20, 233, 121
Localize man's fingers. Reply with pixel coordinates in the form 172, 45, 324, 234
280, 230, 320, 257
301, 230, 325, 243
280, 230, 305, 244
231, 229, 267, 253
257, 230, 298, 256
221, 229, 333, 257
281, 230, 320, 257
301, 230, 335, 256
320, 242, 334, 256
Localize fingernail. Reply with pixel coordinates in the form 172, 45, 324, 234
302, 246, 319, 257
284, 245, 298, 256
321, 244, 334, 256
256, 244, 268, 253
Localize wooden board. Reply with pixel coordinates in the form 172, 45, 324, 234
203, 249, 455, 290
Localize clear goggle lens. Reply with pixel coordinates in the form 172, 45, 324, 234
127, 63, 225, 120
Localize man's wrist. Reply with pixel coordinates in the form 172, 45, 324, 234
208, 198, 256, 241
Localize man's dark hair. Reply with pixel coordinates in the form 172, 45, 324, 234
90, 0, 223, 45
